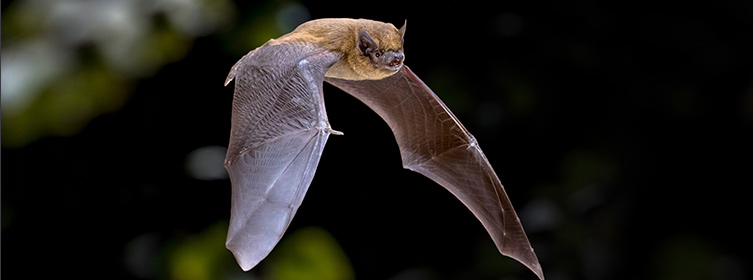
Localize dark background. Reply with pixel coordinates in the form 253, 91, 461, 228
3, 1, 752, 279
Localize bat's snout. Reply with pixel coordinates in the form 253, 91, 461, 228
388, 52, 404, 67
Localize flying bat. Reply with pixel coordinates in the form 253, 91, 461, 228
223, 18, 544, 279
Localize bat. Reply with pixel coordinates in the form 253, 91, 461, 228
223, 18, 544, 279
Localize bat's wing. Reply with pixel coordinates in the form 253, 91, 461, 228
326, 66, 544, 280
224, 42, 342, 270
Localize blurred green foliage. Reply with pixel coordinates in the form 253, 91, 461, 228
266, 227, 354, 280
0, 0, 315, 147
168, 221, 239, 280
1, 0, 234, 147
2, 57, 129, 145
163, 224, 353, 280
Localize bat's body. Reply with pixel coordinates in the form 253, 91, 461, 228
224, 18, 544, 279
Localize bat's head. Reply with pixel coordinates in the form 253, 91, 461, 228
326, 19, 406, 80
356, 20, 405, 76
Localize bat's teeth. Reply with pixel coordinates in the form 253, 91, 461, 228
329, 129, 344, 135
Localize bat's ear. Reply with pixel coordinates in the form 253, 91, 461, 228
357, 30, 378, 55
398, 20, 406, 38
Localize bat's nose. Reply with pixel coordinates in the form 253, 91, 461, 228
388, 52, 404, 67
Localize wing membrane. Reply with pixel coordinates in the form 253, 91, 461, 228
326, 66, 544, 280
225, 130, 329, 270
224, 42, 341, 270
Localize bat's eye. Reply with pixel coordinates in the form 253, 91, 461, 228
375, 52, 382, 58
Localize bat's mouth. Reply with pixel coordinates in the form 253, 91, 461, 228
381, 51, 404, 72
388, 55, 403, 67
384, 63, 403, 73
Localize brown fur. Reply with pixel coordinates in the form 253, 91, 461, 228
271, 18, 404, 80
